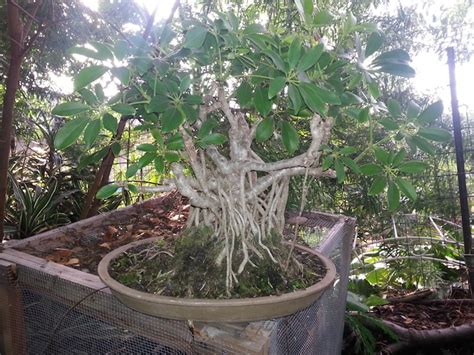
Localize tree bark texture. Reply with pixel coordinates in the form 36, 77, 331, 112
0, 1, 24, 242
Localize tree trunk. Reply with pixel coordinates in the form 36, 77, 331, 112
80, 116, 129, 219
0, 2, 23, 242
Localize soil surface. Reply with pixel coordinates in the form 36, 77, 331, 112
372, 301, 474, 330
18, 191, 328, 299
19, 191, 189, 274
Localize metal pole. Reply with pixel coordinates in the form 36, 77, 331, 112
447, 47, 474, 296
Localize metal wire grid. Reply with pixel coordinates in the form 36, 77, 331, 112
2, 212, 354, 355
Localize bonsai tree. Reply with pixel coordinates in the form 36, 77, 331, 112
52, 7, 449, 296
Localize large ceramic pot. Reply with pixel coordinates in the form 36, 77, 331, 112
98, 237, 336, 322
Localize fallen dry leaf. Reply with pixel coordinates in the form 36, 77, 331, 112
65, 258, 80, 265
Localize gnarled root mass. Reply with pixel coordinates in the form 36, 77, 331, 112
171, 85, 335, 294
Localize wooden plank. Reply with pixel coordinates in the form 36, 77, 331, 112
0, 259, 27, 355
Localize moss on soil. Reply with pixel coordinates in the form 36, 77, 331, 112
110, 226, 327, 299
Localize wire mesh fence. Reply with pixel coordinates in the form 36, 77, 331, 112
0, 210, 354, 355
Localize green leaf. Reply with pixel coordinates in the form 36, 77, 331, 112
366, 268, 389, 286
360, 163, 383, 176
90, 41, 114, 61
111, 103, 135, 116
254, 86, 272, 116
335, 159, 345, 183
288, 38, 302, 69
368, 176, 387, 195
102, 113, 118, 134
365, 295, 389, 307
256, 117, 274, 142
161, 107, 184, 132
262, 49, 286, 72
149, 95, 170, 113
83, 119, 101, 147
113, 40, 131, 61
407, 101, 421, 119
68, 46, 105, 61
184, 95, 203, 105
365, 32, 383, 57
299, 82, 325, 113
398, 161, 429, 173
288, 84, 302, 113
314, 10, 333, 26
164, 151, 180, 163
374, 147, 390, 164
392, 149, 407, 166
377, 63, 416, 78
243, 23, 265, 34
295, 0, 313, 16
54, 117, 89, 150
411, 135, 436, 155
236, 81, 253, 107
387, 99, 401, 118
281, 121, 300, 154
78, 88, 98, 106
111, 142, 121, 156
418, 100, 443, 123
340, 157, 360, 173
127, 184, 138, 194
378, 118, 399, 130
95, 84, 105, 102
313, 85, 341, 105
268, 76, 286, 99
52, 102, 91, 117
154, 156, 165, 173
297, 44, 324, 72
198, 118, 219, 139
166, 134, 184, 150
199, 133, 227, 147
111, 67, 131, 86
417, 127, 451, 142
137, 143, 156, 152
395, 177, 417, 201
78, 147, 109, 168
126, 164, 140, 178
74, 65, 108, 92
184, 26, 208, 49
96, 183, 119, 199
138, 152, 156, 168
387, 182, 400, 211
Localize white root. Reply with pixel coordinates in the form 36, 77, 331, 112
171, 84, 335, 294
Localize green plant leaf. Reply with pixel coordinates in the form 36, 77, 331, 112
126, 164, 140, 178
111, 103, 135, 116
236, 81, 253, 107
288, 38, 302, 69
387, 181, 400, 211
256, 117, 274, 142
374, 147, 390, 164
365, 32, 383, 57
78, 88, 98, 106
387, 99, 401, 118
161, 107, 184, 132
314, 10, 333, 25
313, 85, 341, 105
262, 49, 286, 72
398, 161, 429, 173
111, 67, 131, 86
297, 44, 324, 72
360, 163, 383, 176
243, 23, 265, 34
90, 41, 114, 60
411, 135, 436, 154
417, 127, 451, 142
335, 159, 345, 183
127, 184, 138, 194
102, 113, 118, 134
340, 157, 361, 173
184, 95, 203, 105
164, 151, 180, 163
96, 183, 119, 199
268, 76, 286, 98
113, 40, 131, 61
288, 84, 302, 113
378, 118, 399, 130
254, 86, 272, 116
368, 176, 386, 195
54, 116, 89, 150
392, 149, 407, 166
83, 119, 101, 147
418, 100, 443, 123
299, 82, 325, 113
68, 46, 105, 61
138, 152, 156, 168
407, 101, 421, 119
365, 268, 389, 286
137, 143, 156, 152
365, 295, 389, 307
74, 65, 108, 91
111, 142, 121, 156
149, 95, 170, 113
166, 134, 184, 150
281, 121, 299, 154
154, 156, 165, 173
52, 102, 91, 117
184, 26, 208, 49
395, 177, 417, 201
199, 133, 227, 147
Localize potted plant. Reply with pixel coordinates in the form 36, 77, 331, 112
51, 5, 449, 322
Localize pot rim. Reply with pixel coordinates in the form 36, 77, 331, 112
98, 237, 336, 307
